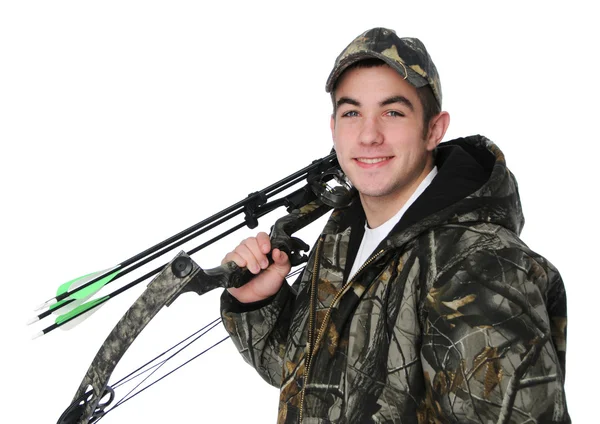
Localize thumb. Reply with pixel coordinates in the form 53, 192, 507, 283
270, 248, 291, 272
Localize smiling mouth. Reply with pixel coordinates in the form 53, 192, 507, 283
355, 157, 392, 164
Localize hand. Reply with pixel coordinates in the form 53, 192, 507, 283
222, 232, 291, 303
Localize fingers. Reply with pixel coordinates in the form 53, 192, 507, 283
222, 232, 272, 274
256, 232, 271, 254
222, 234, 292, 304
270, 248, 291, 279
271, 248, 288, 265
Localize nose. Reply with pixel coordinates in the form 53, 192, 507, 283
358, 116, 383, 145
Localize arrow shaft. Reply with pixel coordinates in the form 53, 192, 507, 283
45, 153, 335, 307
41, 220, 247, 336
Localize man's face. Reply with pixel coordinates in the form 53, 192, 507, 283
331, 65, 438, 206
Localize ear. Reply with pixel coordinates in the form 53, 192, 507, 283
425, 111, 450, 151
330, 115, 336, 147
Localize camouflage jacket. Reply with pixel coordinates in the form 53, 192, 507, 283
221, 135, 570, 423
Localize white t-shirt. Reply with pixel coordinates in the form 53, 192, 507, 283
347, 167, 438, 281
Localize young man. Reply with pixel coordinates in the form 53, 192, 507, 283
220, 28, 570, 423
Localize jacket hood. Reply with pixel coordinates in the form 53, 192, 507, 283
405, 134, 525, 235
329, 135, 525, 254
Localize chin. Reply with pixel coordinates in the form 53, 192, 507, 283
356, 185, 394, 199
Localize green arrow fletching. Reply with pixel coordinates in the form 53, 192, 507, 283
55, 296, 109, 326
52, 269, 120, 310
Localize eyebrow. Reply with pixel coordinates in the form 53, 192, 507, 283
380, 95, 414, 111
336, 95, 414, 111
336, 96, 360, 109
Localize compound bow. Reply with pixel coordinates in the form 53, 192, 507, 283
30, 152, 354, 423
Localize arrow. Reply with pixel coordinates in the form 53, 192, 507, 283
32, 296, 110, 339
31, 220, 250, 338
31, 152, 337, 317
29, 202, 252, 325
30, 152, 341, 340
32, 223, 309, 340
28, 268, 120, 324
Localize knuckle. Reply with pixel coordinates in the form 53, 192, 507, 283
231, 253, 245, 265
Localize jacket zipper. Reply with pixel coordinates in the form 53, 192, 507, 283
299, 236, 323, 423
298, 243, 386, 422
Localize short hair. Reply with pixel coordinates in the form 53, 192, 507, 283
330, 58, 441, 138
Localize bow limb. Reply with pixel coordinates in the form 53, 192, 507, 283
57, 251, 204, 424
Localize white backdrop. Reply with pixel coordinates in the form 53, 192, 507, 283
1, 1, 597, 423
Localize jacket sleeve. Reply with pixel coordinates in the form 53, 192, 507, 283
419, 247, 570, 423
220, 279, 297, 388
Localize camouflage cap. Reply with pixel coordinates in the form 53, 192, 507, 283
325, 27, 442, 107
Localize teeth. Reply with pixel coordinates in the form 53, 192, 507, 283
357, 157, 390, 164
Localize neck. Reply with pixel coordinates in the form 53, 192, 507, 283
360, 161, 434, 228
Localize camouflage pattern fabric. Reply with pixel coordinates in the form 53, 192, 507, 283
325, 27, 443, 108
221, 135, 569, 423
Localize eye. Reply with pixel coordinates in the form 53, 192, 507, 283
341, 110, 359, 118
385, 110, 404, 117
